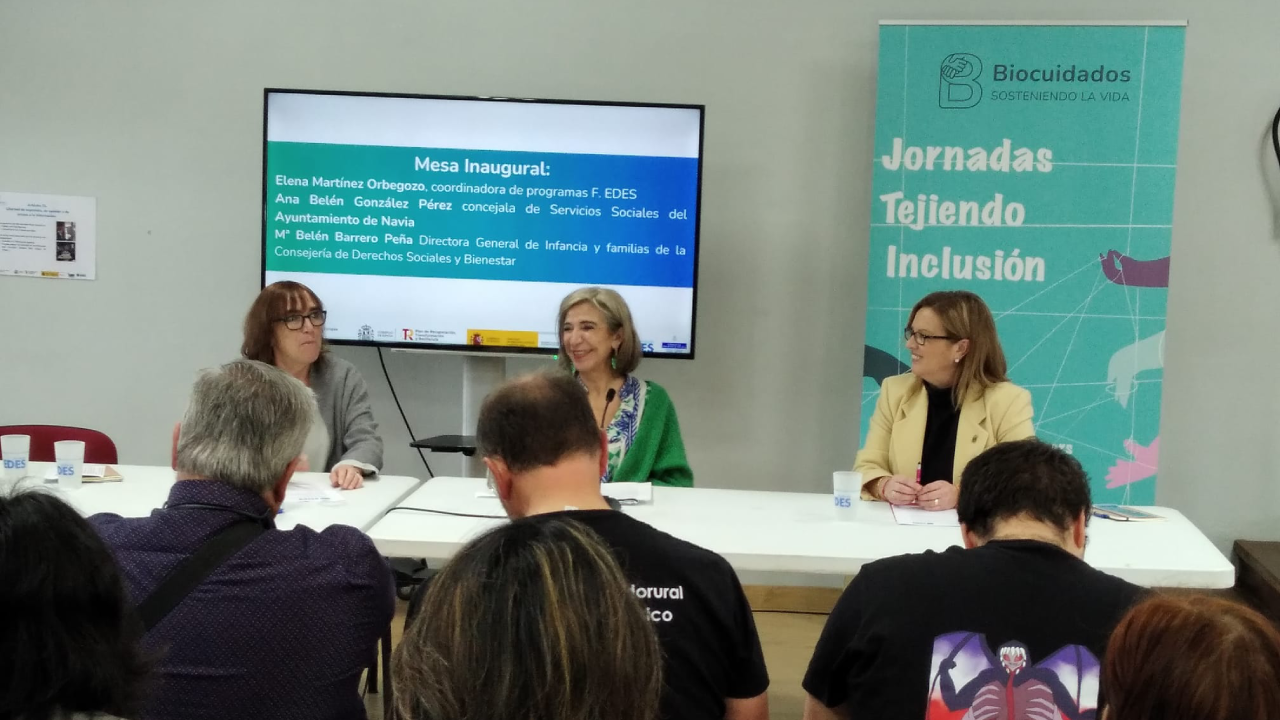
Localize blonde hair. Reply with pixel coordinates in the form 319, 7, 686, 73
556, 287, 642, 375
392, 516, 662, 720
908, 291, 1008, 404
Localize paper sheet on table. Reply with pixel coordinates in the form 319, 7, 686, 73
476, 482, 653, 504
891, 505, 960, 527
44, 464, 122, 482
602, 482, 653, 504
284, 479, 345, 505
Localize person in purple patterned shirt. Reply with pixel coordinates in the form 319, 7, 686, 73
91, 359, 394, 720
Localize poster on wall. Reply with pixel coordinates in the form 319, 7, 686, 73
0, 191, 97, 280
862, 21, 1186, 503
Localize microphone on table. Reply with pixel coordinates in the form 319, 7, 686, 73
599, 388, 617, 429
600, 388, 620, 511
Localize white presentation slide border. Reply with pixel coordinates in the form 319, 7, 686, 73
265, 90, 704, 159
264, 270, 697, 358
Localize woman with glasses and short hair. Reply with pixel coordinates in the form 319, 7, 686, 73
855, 291, 1034, 511
242, 281, 384, 488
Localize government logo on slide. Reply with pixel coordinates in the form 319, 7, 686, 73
939, 53, 983, 109
358, 325, 374, 341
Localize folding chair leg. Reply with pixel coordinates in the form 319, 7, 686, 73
382, 623, 394, 718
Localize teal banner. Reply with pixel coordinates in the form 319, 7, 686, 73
863, 22, 1186, 503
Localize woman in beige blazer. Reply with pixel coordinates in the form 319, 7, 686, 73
856, 291, 1034, 510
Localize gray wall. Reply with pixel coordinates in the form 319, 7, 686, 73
2, 0, 1278, 551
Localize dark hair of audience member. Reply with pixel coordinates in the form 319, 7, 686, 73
0, 489, 149, 719
475, 371, 602, 473
957, 439, 1092, 539
1103, 593, 1280, 720
392, 515, 662, 720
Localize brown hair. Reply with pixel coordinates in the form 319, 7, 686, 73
1103, 593, 1280, 720
393, 515, 662, 720
908, 290, 1007, 405
477, 372, 602, 474
556, 287, 642, 375
240, 281, 326, 366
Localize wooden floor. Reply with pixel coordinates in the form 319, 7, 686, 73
364, 601, 829, 720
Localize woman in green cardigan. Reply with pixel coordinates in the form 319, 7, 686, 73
557, 287, 693, 487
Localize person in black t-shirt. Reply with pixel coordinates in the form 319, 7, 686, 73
473, 371, 770, 720
803, 439, 1143, 720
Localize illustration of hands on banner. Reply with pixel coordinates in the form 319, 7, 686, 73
864, 344, 909, 386
1107, 330, 1165, 410
1099, 248, 1168, 488
1106, 436, 1160, 488
1100, 250, 1171, 288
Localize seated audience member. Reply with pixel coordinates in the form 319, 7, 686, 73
242, 280, 383, 489
92, 359, 394, 720
394, 515, 663, 720
856, 290, 1035, 511
1, 489, 149, 720
1103, 593, 1280, 720
411, 372, 769, 720
803, 439, 1142, 720
557, 286, 693, 486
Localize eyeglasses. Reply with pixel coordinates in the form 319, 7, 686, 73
276, 309, 327, 330
903, 328, 957, 345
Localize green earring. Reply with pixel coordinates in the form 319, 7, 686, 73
611, 355, 617, 370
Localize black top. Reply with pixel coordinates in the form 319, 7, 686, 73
920, 382, 961, 483
803, 540, 1144, 720
404, 510, 770, 720
548, 510, 770, 720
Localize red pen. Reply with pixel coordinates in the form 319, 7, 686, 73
910, 462, 922, 506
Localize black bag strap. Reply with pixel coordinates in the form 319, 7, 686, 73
138, 518, 266, 632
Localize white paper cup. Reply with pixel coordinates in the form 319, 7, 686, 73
54, 440, 85, 490
2, 434, 31, 481
833, 470, 862, 521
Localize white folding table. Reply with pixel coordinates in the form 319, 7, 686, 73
14, 463, 423, 532
366, 477, 1235, 588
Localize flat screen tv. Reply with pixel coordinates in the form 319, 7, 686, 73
262, 88, 704, 357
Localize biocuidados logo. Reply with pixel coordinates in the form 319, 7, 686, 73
939, 53, 983, 109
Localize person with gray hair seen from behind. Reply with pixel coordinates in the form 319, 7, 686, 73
91, 359, 394, 720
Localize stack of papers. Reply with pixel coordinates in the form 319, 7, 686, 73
476, 482, 653, 505
284, 479, 345, 506
891, 505, 960, 527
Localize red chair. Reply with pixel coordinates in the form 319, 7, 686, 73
0, 425, 118, 464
